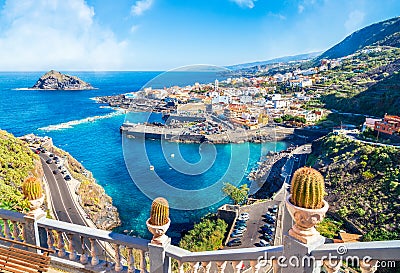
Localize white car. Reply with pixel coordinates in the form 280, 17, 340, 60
238, 213, 250, 221
259, 239, 270, 247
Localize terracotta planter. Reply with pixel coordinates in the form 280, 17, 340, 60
27, 196, 45, 217
146, 218, 171, 246
286, 194, 329, 244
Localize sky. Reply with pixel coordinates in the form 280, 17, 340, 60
0, 0, 398, 71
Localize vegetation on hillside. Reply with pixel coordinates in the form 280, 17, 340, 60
309, 134, 400, 241
179, 214, 228, 252
0, 130, 42, 211
311, 46, 400, 118
222, 183, 249, 205
317, 16, 400, 61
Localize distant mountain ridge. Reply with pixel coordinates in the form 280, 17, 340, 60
226, 52, 321, 70
31, 70, 94, 90
317, 16, 400, 61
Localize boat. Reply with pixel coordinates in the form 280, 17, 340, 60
170, 153, 175, 158
150, 165, 154, 171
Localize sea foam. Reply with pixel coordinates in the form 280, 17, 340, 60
38, 110, 125, 131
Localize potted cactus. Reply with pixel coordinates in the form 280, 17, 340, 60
22, 177, 45, 216
146, 197, 171, 245
286, 167, 329, 244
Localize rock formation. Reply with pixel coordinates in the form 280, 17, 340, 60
31, 70, 94, 90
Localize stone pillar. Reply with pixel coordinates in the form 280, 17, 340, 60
23, 213, 45, 250
280, 235, 325, 273
148, 239, 171, 273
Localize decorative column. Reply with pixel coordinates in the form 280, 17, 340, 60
146, 197, 171, 273
282, 167, 330, 273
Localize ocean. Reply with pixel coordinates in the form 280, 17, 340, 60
0, 71, 288, 243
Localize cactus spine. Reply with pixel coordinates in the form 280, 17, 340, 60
22, 177, 43, 200
149, 197, 169, 226
290, 167, 325, 209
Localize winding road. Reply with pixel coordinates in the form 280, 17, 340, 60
38, 152, 108, 260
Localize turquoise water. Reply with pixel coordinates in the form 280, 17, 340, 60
0, 72, 288, 242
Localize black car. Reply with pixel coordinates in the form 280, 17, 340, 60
46, 159, 53, 164
260, 234, 272, 241
64, 175, 71, 181
49, 153, 54, 157
52, 169, 60, 175
227, 239, 242, 247
53, 156, 59, 160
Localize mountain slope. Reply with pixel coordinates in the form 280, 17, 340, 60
227, 52, 321, 70
318, 16, 400, 61
323, 71, 400, 117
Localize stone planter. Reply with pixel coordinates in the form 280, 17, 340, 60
27, 196, 45, 217
286, 194, 329, 245
146, 218, 171, 246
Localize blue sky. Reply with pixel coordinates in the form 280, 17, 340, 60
0, 0, 398, 70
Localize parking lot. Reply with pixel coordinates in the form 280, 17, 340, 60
225, 201, 280, 249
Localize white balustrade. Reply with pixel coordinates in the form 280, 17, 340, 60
0, 209, 399, 273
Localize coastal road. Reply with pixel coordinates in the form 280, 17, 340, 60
39, 153, 108, 259
280, 144, 311, 235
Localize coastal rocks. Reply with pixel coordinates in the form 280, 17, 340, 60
31, 70, 94, 90
52, 147, 121, 230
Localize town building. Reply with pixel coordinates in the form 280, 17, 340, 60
374, 115, 400, 135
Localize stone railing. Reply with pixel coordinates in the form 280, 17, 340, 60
0, 207, 399, 273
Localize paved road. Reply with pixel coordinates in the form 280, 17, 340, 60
280, 145, 310, 235
39, 153, 107, 259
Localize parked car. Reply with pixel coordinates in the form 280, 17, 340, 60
235, 221, 247, 227
64, 175, 71, 181
227, 239, 242, 247
260, 234, 272, 241
230, 232, 243, 238
259, 239, 270, 247
263, 217, 275, 224
236, 226, 247, 232
49, 153, 54, 158
238, 213, 249, 221
46, 159, 53, 164
35, 149, 41, 154
52, 169, 60, 175
55, 159, 60, 164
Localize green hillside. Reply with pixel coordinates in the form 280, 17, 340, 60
318, 16, 400, 61
323, 72, 400, 116
0, 130, 42, 211
309, 134, 400, 241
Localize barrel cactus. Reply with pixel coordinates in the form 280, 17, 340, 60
149, 197, 169, 226
22, 177, 43, 200
290, 167, 325, 209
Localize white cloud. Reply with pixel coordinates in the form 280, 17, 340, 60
230, 0, 257, 9
344, 10, 365, 32
298, 4, 305, 13
268, 12, 287, 20
0, 0, 130, 71
131, 0, 154, 16
130, 25, 140, 33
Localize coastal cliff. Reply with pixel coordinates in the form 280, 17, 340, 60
0, 130, 44, 211
52, 147, 121, 230
31, 70, 94, 90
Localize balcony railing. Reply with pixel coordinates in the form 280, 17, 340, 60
0, 208, 399, 273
